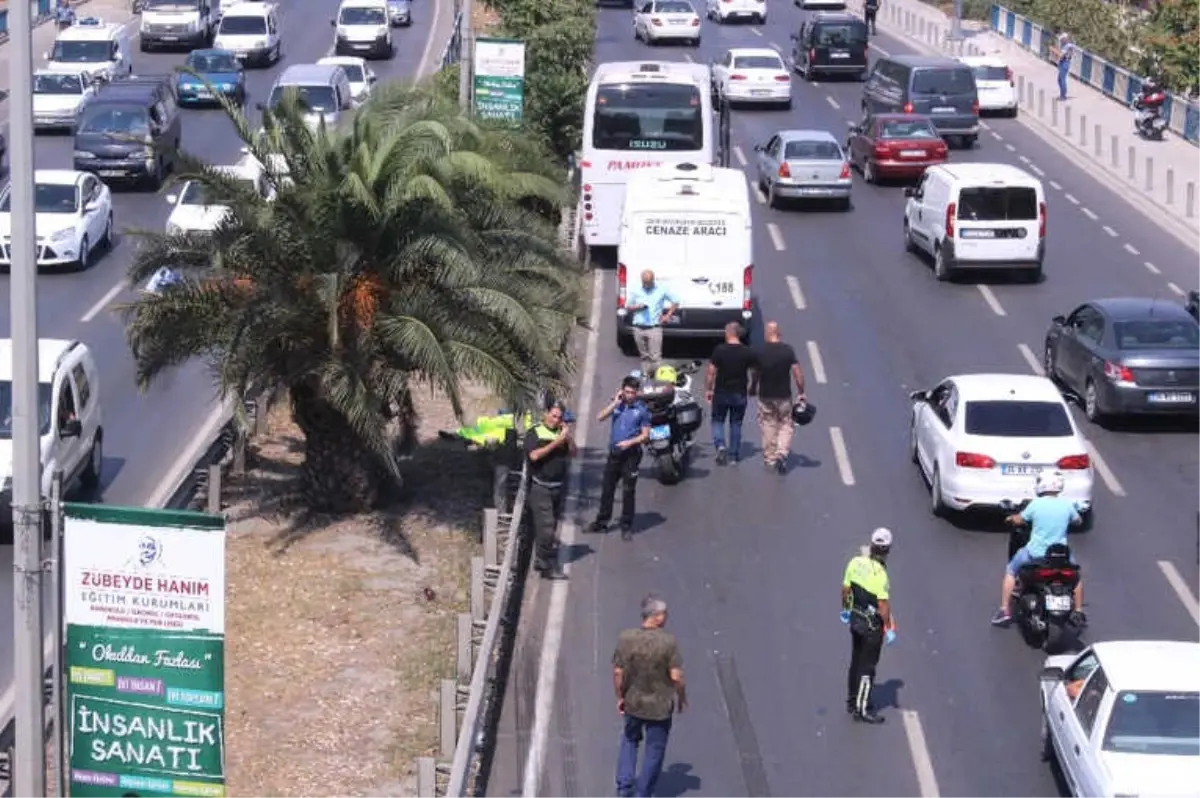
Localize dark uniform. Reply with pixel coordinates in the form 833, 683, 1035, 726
525, 423, 570, 572
842, 554, 890, 719
864, 0, 879, 34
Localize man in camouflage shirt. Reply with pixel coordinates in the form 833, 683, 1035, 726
611, 594, 687, 797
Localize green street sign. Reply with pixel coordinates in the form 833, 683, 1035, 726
473, 37, 526, 122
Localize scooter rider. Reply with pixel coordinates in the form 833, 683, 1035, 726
991, 470, 1086, 627
1133, 76, 1165, 128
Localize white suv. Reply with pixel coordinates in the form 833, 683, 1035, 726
0, 339, 104, 515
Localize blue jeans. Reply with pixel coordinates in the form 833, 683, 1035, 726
1057, 64, 1069, 99
711, 391, 747, 455
616, 714, 672, 797
1007, 544, 1075, 576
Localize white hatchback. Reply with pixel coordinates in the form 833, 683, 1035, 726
706, 0, 766, 24
634, 0, 702, 46
165, 158, 274, 236
0, 169, 113, 271
712, 47, 791, 108
317, 55, 377, 105
959, 56, 1018, 116
909, 373, 1095, 518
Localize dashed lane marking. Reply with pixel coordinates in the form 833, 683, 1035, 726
806, 340, 827, 384
750, 177, 766, 204
684, 53, 694, 62
734, 145, 747, 167
1018, 155, 1031, 164
990, 131, 1002, 141
1086, 440, 1126, 497
767, 222, 786, 251
1017, 343, 1043, 375
751, 27, 763, 36
80, 281, 127, 323
826, 96, 840, 109
1144, 261, 1161, 274
829, 426, 856, 486
902, 710, 942, 798
1123, 243, 1140, 255
979, 121, 990, 130
1081, 208, 1098, 220
1030, 165, 1045, 177
786, 275, 807, 310
1157, 561, 1200, 626
1004, 143, 1016, 152
1049, 180, 1062, 190
1101, 225, 1118, 237
1064, 193, 1080, 205
1167, 282, 1185, 296
976, 285, 1007, 317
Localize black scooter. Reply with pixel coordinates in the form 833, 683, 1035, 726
637, 361, 703, 485
1005, 512, 1083, 653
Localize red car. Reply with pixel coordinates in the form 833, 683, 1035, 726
845, 113, 948, 183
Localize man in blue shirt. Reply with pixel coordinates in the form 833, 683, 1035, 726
591, 376, 651, 541
625, 270, 678, 376
1053, 32, 1076, 101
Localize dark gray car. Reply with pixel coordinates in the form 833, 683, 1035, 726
862, 54, 979, 147
1044, 297, 1200, 423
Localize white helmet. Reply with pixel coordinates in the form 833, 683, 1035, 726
870, 527, 893, 548
1035, 470, 1066, 496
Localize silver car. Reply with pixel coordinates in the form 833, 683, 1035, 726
387, 0, 412, 26
753, 129, 852, 210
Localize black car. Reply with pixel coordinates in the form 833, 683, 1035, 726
862, 54, 980, 147
73, 74, 182, 190
791, 11, 868, 81
1044, 297, 1200, 423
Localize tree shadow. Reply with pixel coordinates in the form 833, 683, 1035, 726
656, 763, 702, 797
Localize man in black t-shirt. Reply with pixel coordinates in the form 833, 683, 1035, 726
749, 321, 807, 474
525, 402, 576, 579
705, 322, 756, 465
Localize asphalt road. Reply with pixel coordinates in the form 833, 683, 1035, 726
0, 0, 447, 705
492, 6, 1200, 797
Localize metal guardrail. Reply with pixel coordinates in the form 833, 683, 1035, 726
440, 10, 463, 71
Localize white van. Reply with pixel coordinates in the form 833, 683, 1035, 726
44, 17, 133, 82
331, 0, 393, 59
140, 0, 219, 51
903, 162, 1046, 282
616, 162, 753, 352
213, 2, 282, 67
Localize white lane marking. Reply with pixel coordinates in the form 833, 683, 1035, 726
786, 275, 807, 310
522, 267, 604, 796
1081, 208, 1099, 220
1101, 225, 1118, 237
990, 131, 1002, 141
1030, 165, 1045, 177
1064, 193, 1080, 205
1167, 282, 1185, 296
1049, 180, 1062, 190
1157, 561, 1200, 626
826, 95, 840, 110
145, 398, 236, 508
806, 341, 827, 384
1123, 243, 1140, 255
976, 285, 1007, 317
767, 222, 786, 251
1004, 143, 1016, 152
734, 145, 748, 167
1018, 155, 1031, 165
415, 0, 445, 78
979, 121, 990, 130
750, 177, 766, 204
1017, 343, 1044, 375
902, 710, 942, 797
769, 41, 782, 52
829, 426, 856, 486
751, 27, 763, 36
871, 42, 891, 56
1144, 261, 1161, 274
684, 53, 694, 63
80, 281, 127, 323
1085, 440, 1125, 498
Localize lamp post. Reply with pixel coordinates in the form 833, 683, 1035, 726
458, 0, 474, 113
950, 0, 963, 41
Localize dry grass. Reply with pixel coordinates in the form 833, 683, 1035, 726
471, 3, 503, 35
212, 385, 499, 796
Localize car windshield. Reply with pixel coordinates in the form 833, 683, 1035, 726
179, 178, 257, 206
911, 68, 975, 95
1104, 691, 1200, 756
971, 65, 1009, 81
593, 83, 703, 151
655, 1, 693, 12
268, 85, 337, 113
337, 64, 365, 82
964, 400, 1074, 437
957, 186, 1038, 220
1114, 320, 1200, 350
50, 40, 111, 63
188, 52, 240, 73
0, 184, 79, 214
878, 119, 938, 139
784, 139, 842, 159
733, 55, 782, 70
339, 7, 386, 24
76, 105, 150, 135
0, 382, 54, 439
816, 23, 867, 46
34, 73, 84, 94
219, 15, 266, 34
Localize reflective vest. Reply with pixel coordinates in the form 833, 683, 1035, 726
532, 423, 558, 442
455, 412, 534, 446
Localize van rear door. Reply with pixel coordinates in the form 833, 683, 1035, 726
625, 212, 745, 316
909, 66, 978, 134
811, 19, 868, 72
953, 184, 1041, 262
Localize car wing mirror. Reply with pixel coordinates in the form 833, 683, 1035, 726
908, 390, 928, 402
903, 186, 916, 198
84, 199, 100, 212
1038, 666, 1064, 682
165, 193, 178, 205
61, 418, 82, 438
846, 121, 858, 132
1051, 314, 1066, 326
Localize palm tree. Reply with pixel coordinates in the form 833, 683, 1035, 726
122, 83, 583, 513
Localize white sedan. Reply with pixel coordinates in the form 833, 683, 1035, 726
165, 158, 275, 236
317, 55, 377, 106
1040, 641, 1200, 797
712, 47, 791, 108
909, 373, 1095, 517
706, 0, 766, 24
33, 69, 97, 131
634, 0, 701, 46
0, 169, 113, 271
959, 55, 1018, 117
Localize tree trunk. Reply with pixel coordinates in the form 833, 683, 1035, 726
291, 386, 388, 513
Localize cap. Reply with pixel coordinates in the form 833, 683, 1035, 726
871, 527, 893, 548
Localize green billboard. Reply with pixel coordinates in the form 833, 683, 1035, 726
472, 37, 526, 122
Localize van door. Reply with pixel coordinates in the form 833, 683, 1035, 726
811, 19, 867, 73
953, 184, 1041, 263
680, 212, 744, 314
908, 66, 978, 134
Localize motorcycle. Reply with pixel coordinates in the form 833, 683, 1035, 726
634, 361, 703, 484
1002, 500, 1084, 653
1133, 90, 1168, 140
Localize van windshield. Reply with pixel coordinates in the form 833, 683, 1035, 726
0, 382, 54, 439
50, 40, 111, 63
34, 73, 85, 94
76, 105, 151, 136
911, 68, 975, 95
269, 85, 337, 113
971, 65, 1009, 82
339, 6, 387, 24
956, 186, 1038, 220
220, 15, 266, 34
815, 23, 866, 46
593, 83, 703, 151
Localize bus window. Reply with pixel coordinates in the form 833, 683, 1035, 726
593, 83, 703, 151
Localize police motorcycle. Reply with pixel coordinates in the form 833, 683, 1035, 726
630, 362, 703, 485
1001, 498, 1085, 654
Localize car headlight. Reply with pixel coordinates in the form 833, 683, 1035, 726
74, 150, 96, 160
50, 228, 74, 243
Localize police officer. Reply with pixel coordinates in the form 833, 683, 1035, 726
864, 0, 880, 35
525, 402, 575, 580
591, 376, 651, 541
840, 528, 896, 724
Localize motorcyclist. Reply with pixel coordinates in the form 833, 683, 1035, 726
991, 470, 1086, 627
1133, 76, 1165, 129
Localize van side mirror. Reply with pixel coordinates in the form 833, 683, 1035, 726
908, 390, 928, 402
903, 186, 916, 198
752, 143, 762, 152
1039, 666, 1064, 682
1052, 314, 1066, 326
165, 194, 178, 205
61, 418, 82, 438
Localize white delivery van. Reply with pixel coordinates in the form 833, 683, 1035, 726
903, 162, 1047, 282
616, 162, 753, 353
140, 0, 219, 51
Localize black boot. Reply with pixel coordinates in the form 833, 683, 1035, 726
541, 561, 567, 580
854, 708, 885, 724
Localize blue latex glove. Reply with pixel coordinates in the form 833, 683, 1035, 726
885, 629, 896, 646
839, 610, 851, 625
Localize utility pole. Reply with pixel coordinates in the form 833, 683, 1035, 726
10, 0, 48, 793
950, 0, 962, 42
457, 0, 473, 113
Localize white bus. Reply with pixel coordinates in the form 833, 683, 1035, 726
578, 60, 729, 259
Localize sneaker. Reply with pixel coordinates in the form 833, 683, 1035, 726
763, 460, 776, 472
775, 460, 787, 475
854, 710, 885, 725
541, 563, 567, 581
990, 609, 1013, 627
1070, 610, 1088, 628
715, 447, 728, 466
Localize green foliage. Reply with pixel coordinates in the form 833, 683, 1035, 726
1139, 0, 1199, 93
1023, 0, 1144, 69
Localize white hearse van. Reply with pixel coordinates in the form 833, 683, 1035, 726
616, 162, 753, 353
903, 162, 1047, 282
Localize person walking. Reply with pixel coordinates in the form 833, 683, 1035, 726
1052, 32, 1076, 100
624, 270, 678, 376
612, 594, 687, 798
840, 528, 897, 725
705, 322, 755, 466
864, 0, 880, 35
525, 401, 575, 580
749, 321, 806, 474
591, 376, 651, 541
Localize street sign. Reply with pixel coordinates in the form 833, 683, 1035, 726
472, 37, 525, 122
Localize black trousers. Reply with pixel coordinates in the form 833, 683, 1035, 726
847, 626, 884, 709
529, 481, 564, 565
865, 8, 877, 32
596, 447, 643, 529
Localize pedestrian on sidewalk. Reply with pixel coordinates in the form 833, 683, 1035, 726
749, 321, 807, 474
705, 322, 755, 465
612, 594, 687, 798
864, 0, 880, 35
592, 376, 651, 540
1051, 32, 1076, 101
624, 270, 678, 377
525, 401, 576, 580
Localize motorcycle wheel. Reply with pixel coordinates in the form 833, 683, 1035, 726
1043, 619, 1069, 654
656, 452, 682, 485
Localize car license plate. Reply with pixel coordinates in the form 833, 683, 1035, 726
235, 52, 249, 58
1044, 595, 1071, 611
751, 90, 771, 96
670, 18, 687, 24
1148, 391, 1195, 403
961, 229, 996, 238
162, 35, 178, 40
801, 187, 831, 195
649, 424, 671, 441
98, 170, 124, 177
932, 106, 955, 113
900, 149, 926, 157
831, 52, 850, 58
1001, 464, 1042, 476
